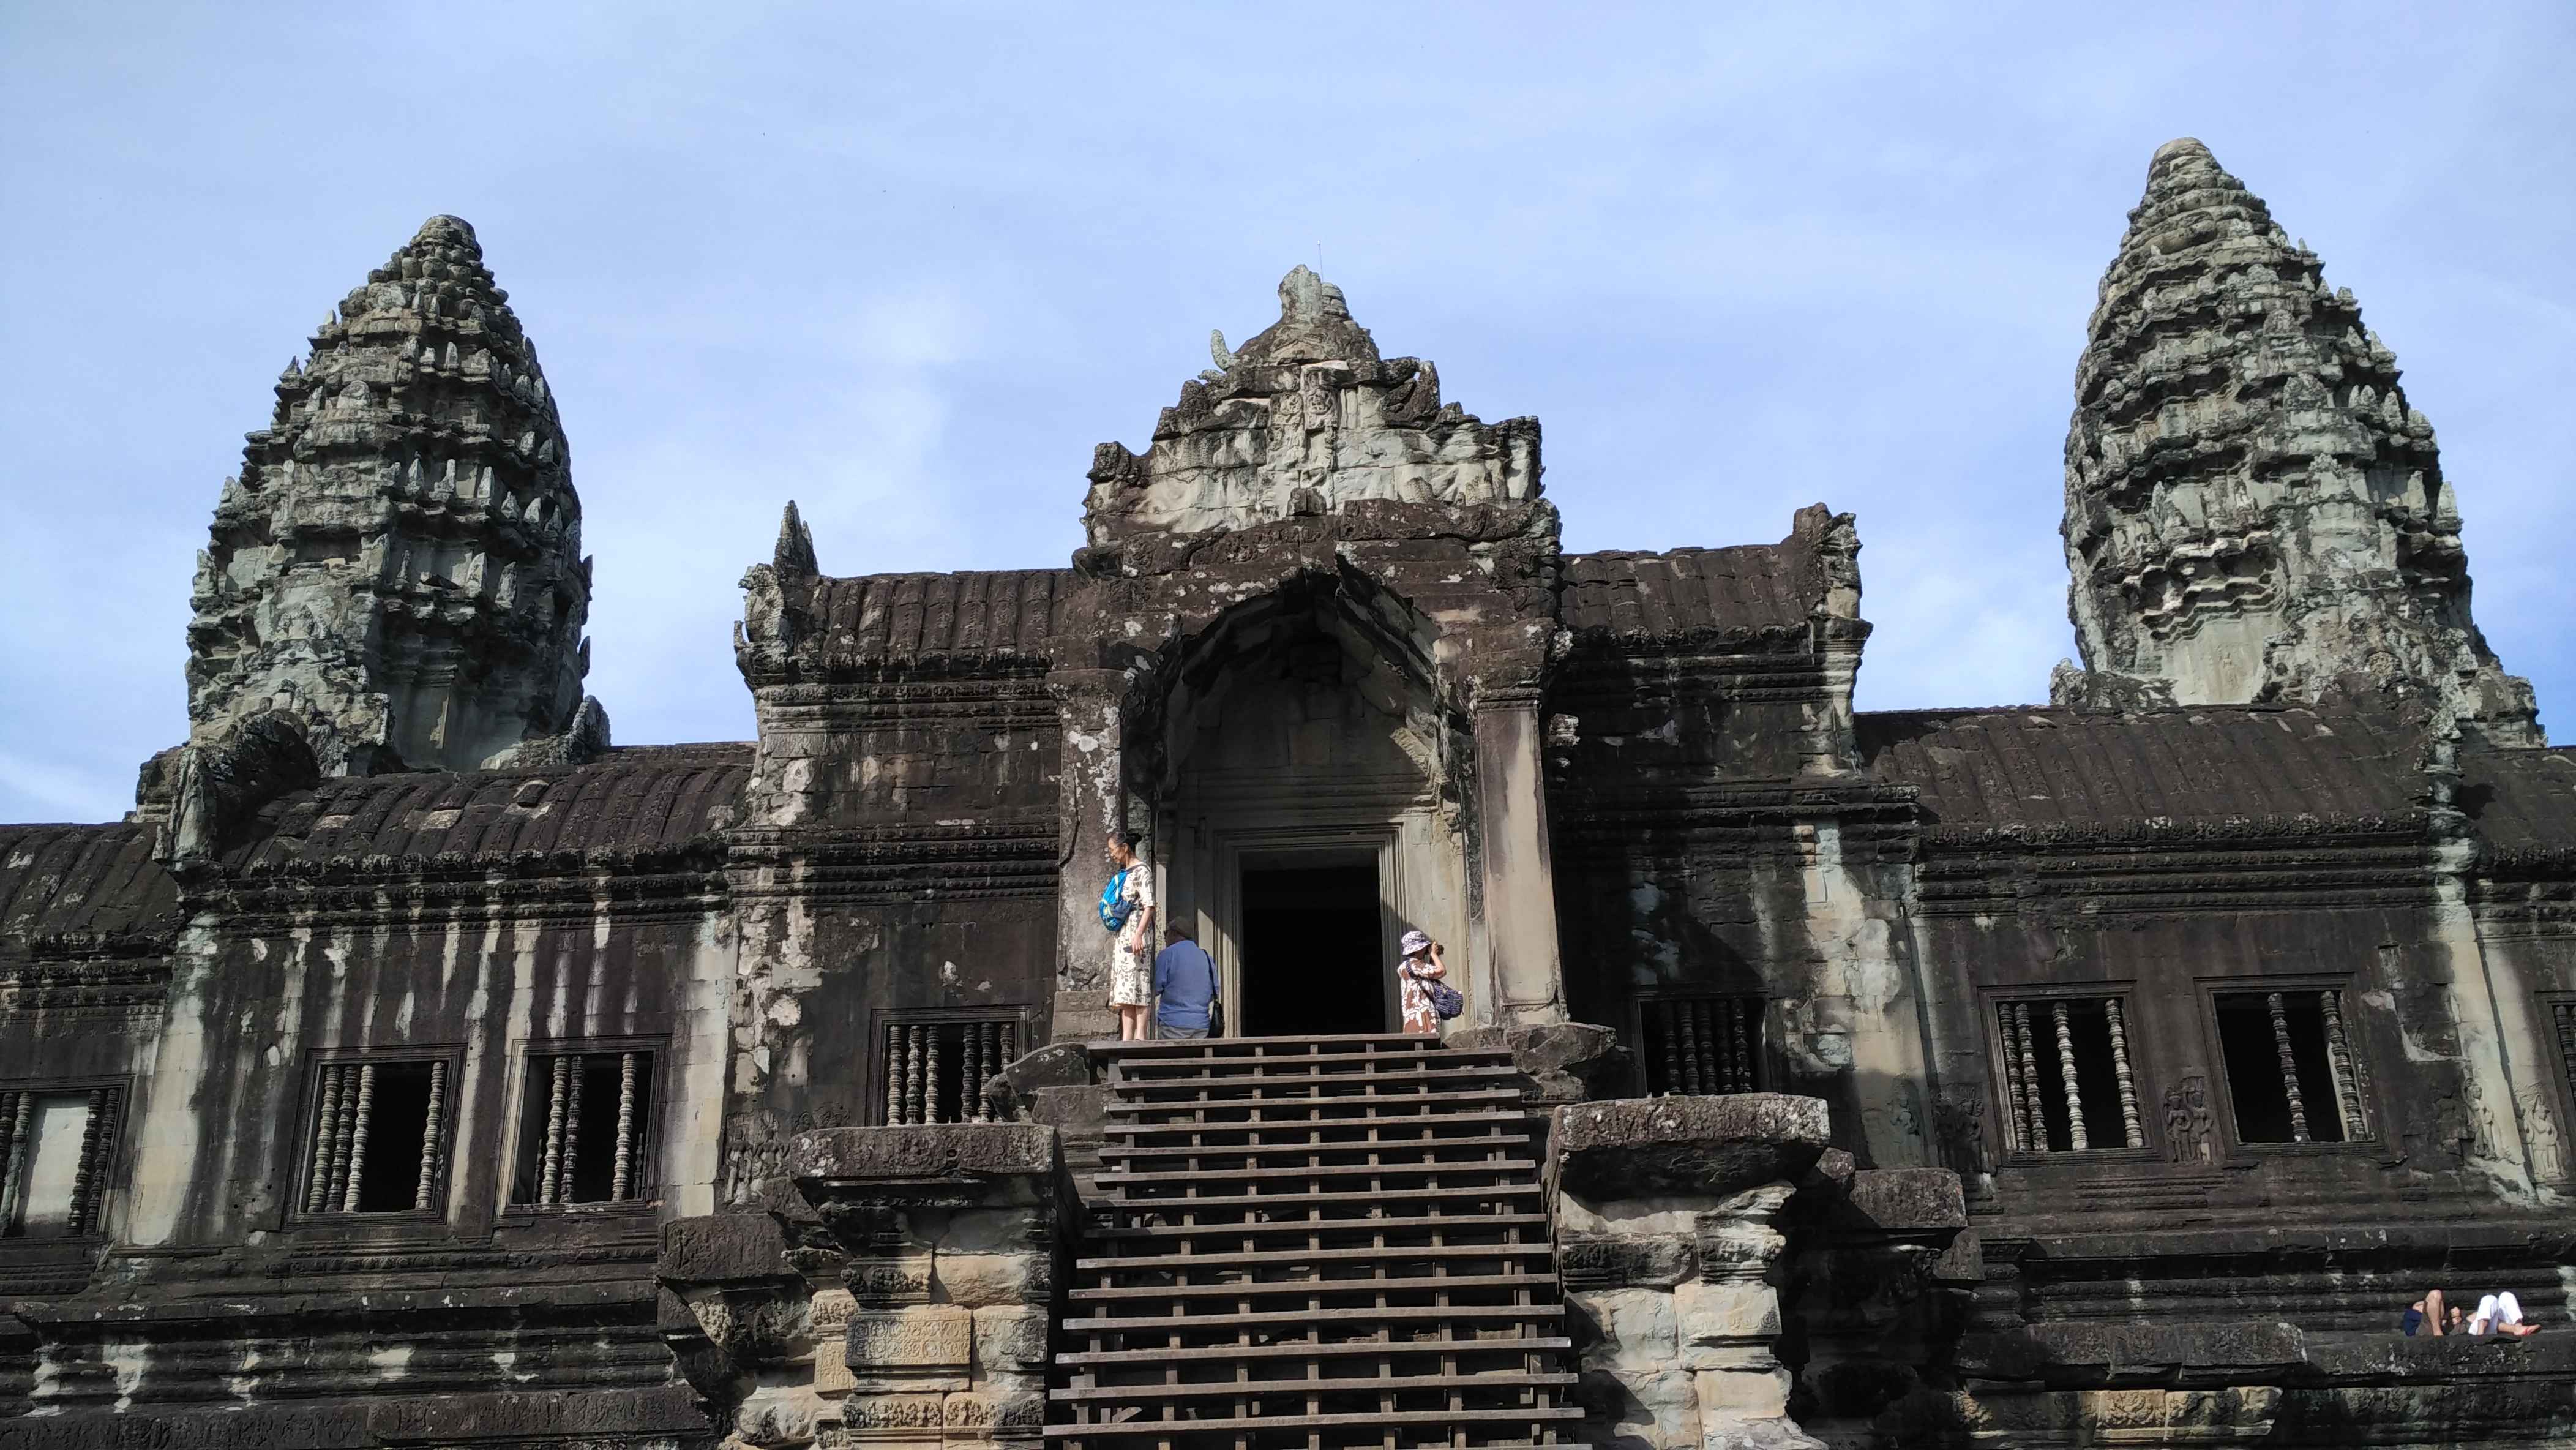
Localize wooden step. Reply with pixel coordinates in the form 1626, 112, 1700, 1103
1054, 1370, 1578, 1403
1062, 1302, 1564, 1335
1055, 1337, 1573, 1367
1107, 1108, 1535, 1139
1099, 1134, 1530, 1165
1088, 1214, 1551, 1244
1090, 1158, 1542, 1190
1107, 1065, 1527, 1099
1109, 1089, 1532, 1121
1045, 1406, 1582, 1439
1079, 1242, 1551, 1274
1084, 1183, 1546, 1213
1070, 1269, 1553, 1304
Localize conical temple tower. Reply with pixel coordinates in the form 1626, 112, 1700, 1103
179, 216, 601, 780
2056, 138, 2540, 744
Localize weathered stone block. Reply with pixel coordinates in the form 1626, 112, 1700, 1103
812, 1289, 859, 1395
1676, 1279, 1781, 1353
833, 1390, 948, 1444
847, 1305, 973, 1386
1556, 1095, 1829, 1200
972, 1305, 1050, 1372
1560, 1231, 1696, 1289
1693, 1366, 1791, 1421
935, 1250, 1046, 1308
1571, 1285, 1679, 1365
943, 1386, 1047, 1440
793, 1123, 1060, 1183
1844, 1167, 1966, 1231
660, 1211, 799, 1284
1579, 1365, 1699, 1447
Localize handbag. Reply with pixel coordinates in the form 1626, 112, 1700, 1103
1404, 966, 1464, 1020
1208, 996, 1225, 1037
1097, 868, 1133, 932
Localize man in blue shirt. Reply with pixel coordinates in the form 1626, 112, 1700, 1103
1151, 926, 1219, 1039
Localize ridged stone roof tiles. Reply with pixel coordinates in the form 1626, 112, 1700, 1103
234, 743, 749, 874
0, 823, 181, 955
799, 568, 1068, 667
1858, 705, 2422, 829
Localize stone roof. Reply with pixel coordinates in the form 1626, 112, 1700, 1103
1858, 705, 2423, 829
230, 743, 749, 874
799, 569, 1069, 667
1560, 505, 1860, 644
1561, 546, 1819, 639
0, 823, 181, 957
2460, 746, 2576, 857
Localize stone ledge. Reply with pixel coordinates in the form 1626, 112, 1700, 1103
1554, 1094, 1829, 1200
1845, 1167, 1968, 1231
658, 1211, 798, 1285
788, 1122, 1060, 1184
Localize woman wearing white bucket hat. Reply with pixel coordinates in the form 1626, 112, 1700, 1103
1395, 929, 1453, 1035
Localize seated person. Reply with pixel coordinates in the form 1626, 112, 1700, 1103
2402, 1288, 2448, 1337
2468, 1291, 2541, 1337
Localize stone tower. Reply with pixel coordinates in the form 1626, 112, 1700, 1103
180, 216, 602, 780
2056, 138, 2540, 744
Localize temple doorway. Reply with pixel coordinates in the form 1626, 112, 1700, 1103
1236, 855, 1387, 1036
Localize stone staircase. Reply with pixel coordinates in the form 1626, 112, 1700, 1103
1049, 1033, 1578, 1450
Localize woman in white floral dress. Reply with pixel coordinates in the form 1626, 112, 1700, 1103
1105, 833, 1156, 1040
1396, 930, 1448, 1035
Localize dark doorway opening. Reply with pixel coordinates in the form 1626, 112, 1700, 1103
1238, 858, 1384, 1036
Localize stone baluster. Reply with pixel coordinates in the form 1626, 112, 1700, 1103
1996, 1007, 2032, 1154
884, 1023, 903, 1126
540, 1056, 571, 1206
1669, 1004, 1690, 1097
2105, 998, 2145, 1149
612, 1051, 639, 1201
1728, 999, 1754, 1091
2012, 1004, 2044, 1152
2556, 1005, 2576, 1101
1000, 1023, 1016, 1066
904, 1026, 926, 1125
2053, 1001, 2088, 1151
1679, 1005, 1705, 1095
2267, 991, 2310, 1143
415, 1060, 447, 1211
2320, 991, 2364, 1140
340, 1064, 376, 1212
326, 1065, 361, 1209
304, 1068, 343, 1213
66, 1088, 107, 1235
965, 1026, 984, 1123
1694, 1001, 1720, 1092
0, 1092, 23, 1231
937, 1025, 958, 1128
558, 1054, 586, 1203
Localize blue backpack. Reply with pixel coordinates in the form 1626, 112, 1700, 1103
1098, 868, 1133, 933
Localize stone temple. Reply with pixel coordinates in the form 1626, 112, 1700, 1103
2, 140, 2572, 1449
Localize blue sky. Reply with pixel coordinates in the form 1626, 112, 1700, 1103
3, 4, 2569, 824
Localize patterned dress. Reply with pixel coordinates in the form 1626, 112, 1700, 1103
1108, 866, 1155, 1007
1398, 952, 1447, 1035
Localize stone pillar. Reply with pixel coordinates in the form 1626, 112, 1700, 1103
1552, 1095, 1832, 1450
777, 1124, 1071, 1450
1467, 690, 1567, 1026
1048, 667, 1129, 1044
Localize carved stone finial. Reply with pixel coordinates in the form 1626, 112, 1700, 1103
774, 499, 819, 576
1209, 329, 1235, 372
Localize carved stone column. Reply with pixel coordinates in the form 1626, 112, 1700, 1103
790, 1123, 1073, 1450
1047, 667, 1131, 1044
1467, 685, 1568, 1026
1552, 1094, 1832, 1450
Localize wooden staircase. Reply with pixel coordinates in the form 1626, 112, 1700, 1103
1050, 1034, 1577, 1450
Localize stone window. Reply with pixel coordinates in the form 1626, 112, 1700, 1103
1994, 996, 2147, 1153
878, 1015, 1020, 1125
512, 1050, 654, 1207
1638, 995, 1762, 1095
2212, 988, 2370, 1144
0, 1084, 124, 1238
297, 1056, 452, 1217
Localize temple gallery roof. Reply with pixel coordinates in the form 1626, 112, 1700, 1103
0, 822, 180, 956
232, 743, 750, 873
1858, 704, 2425, 828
